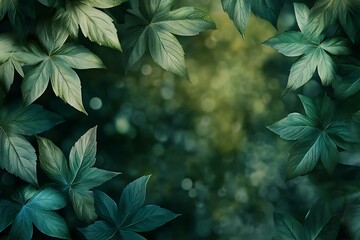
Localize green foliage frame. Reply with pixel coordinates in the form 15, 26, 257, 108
1, 0, 360, 239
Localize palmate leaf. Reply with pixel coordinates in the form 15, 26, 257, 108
54, 0, 123, 50
268, 95, 356, 179
38, 126, 120, 222
0, 104, 63, 185
333, 61, 360, 99
264, 3, 350, 90
79, 176, 179, 240
123, 0, 215, 79
0, 187, 70, 240
19, 22, 105, 114
221, 0, 285, 36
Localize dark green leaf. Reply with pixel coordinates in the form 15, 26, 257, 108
251, 0, 284, 27
31, 209, 70, 239
8, 209, 33, 240
120, 230, 147, 240
0, 200, 20, 232
94, 191, 118, 224
273, 212, 304, 240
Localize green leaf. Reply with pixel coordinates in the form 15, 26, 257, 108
123, 27, 148, 68
273, 212, 304, 240
320, 38, 350, 55
119, 175, 151, 224
79, 220, 117, 240
267, 113, 316, 140
148, 27, 189, 79
314, 48, 335, 86
26, 187, 66, 210
319, 133, 338, 173
0, 200, 20, 232
122, 205, 179, 232
345, 200, 360, 240
154, 7, 216, 36
38, 126, 120, 222
221, 0, 251, 36
264, 31, 316, 57
86, 0, 127, 9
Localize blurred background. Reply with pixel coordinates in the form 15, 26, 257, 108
0, 0, 325, 239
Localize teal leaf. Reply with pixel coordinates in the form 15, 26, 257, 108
251, 0, 285, 27
221, 0, 251, 36
333, 63, 360, 99
273, 212, 304, 240
38, 126, 120, 222
122, 205, 180, 232
31, 209, 70, 239
79, 220, 117, 240
293, 3, 310, 33
119, 175, 150, 224
94, 191, 118, 224
6, 187, 69, 240
80, 176, 179, 240
287, 52, 317, 90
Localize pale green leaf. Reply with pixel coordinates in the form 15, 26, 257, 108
0, 132, 37, 185
37, 137, 69, 185
75, 167, 120, 189
74, 2, 121, 50
85, 0, 126, 8
287, 52, 317, 90
53, 43, 105, 69
69, 126, 97, 178
50, 60, 86, 114
264, 31, 316, 57
148, 27, 188, 79
155, 7, 216, 36
315, 48, 334, 86
293, 3, 310, 33
320, 38, 350, 55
